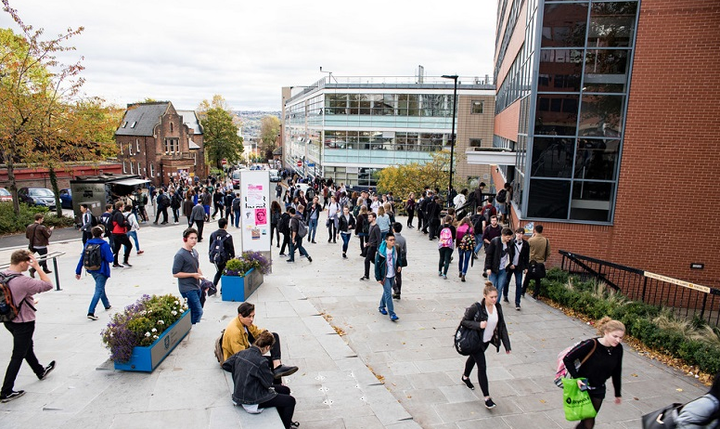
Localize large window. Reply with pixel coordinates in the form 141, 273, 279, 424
324, 93, 454, 118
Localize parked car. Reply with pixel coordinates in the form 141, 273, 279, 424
0, 187, 12, 202
18, 187, 56, 209
59, 188, 72, 209
269, 169, 281, 182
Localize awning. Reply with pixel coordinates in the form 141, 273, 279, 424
112, 178, 151, 187
465, 148, 518, 166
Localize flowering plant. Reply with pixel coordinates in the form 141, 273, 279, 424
222, 251, 271, 277
100, 294, 188, 363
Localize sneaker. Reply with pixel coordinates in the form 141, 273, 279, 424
273, 364, 299, 379
0, 390, 25, 403
38, 360, 56, 380
360, 276, 368, 281
503, 298, 509, 303
484, 398, 496, 409
307, 256, 312, 263
443, 274, 447, 280
174, 221, 179, 225
137, 250, 145, 255
516, 305, 521, 311
438, 271, 443, 277
390, 314, 399, 322
392, 294, 400, 300
378, 308, 388, 315
461, 275, 466, 282
112, 264, 122, 268
342, 253, 347, 259
461, 376, 475, 390
43, 269, 52, 274
87, 314, 98, 320
105, 306, 112, 311
286, 259, 295, 263
123, 262, 133, 268
279, 253, 286, 257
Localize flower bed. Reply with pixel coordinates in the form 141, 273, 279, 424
101, 294, 188, 363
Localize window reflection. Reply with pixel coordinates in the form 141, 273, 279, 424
584, 49, 629, 92
535, 94, 579, 136
527, 179, 570, 219
574, 139, 619, 180
571, 181, 613, 222
588, 2, 637, 48
541, 3, 588, 48
539, 49, 583, 92
531, 137, 573, 178
579, 94, 624, 137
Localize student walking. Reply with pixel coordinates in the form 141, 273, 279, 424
124, 205, 144, 255
392, 223, 408, 299
437, 216, 456, 279
563, 317, 624, 429
405, 193, 416, 228
270, 201, 282, 247
287, 207, 312, 263
360, 212, 379, 281
355, 206, 369, 256
459, 282, 511, 409
484, 228, 515, 300
456, 217, 476, 282
338, 206, 355, 259
375, 233, 400, 322
75, 226, 115, 320
172, 228, 204, 324
25, 213, 53, 276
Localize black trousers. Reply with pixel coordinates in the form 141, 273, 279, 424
112, 234, 132, 264
429, 218, 441, 239
2, 321, 44, 396
407, 209, 414, 227
394, 270, 403, 295
258, 384, 296, 429
525, 272, 543, 298
364, 245, 377, 278
154, 207, 168, 223
418, 210, 426, 231
33, 246, 49, 272
463, 342, 490, 396
213, 261, 226, 287
271, 223, 279, 246
279, 232, 290, 254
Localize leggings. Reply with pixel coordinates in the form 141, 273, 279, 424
575, 396, 604, 429
463, 342, 490, 396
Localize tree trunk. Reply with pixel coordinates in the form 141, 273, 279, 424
48, 166, 63, 218
7, 158, 20, 216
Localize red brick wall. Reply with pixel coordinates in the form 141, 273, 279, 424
494, 0, 720, 288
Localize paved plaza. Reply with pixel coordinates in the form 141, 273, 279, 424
0, 214, 709, 428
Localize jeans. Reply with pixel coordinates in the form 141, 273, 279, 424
378, 276, 396, 317
503, 268, 524, 306
474, 234, 484, 254
308, 218, 318, 242
127, 230, 140, 251
181, 289, 203, 324
88, 272, 110, 315
234, 211, 240, 228
458, 249, 473, 276
340, 232, 351, 253
258, 384, 296, 429
380, 230, 388, 241
172, 208, 179, 223
2, 321, 44, 396
288, 237, 309, 261
489, 269, 509, 301
438, 247, 453, 275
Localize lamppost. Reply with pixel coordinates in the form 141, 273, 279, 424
442, 74, 458, 208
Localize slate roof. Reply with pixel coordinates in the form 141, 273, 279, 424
115, 102, 170, 136
177, 110, 204, 135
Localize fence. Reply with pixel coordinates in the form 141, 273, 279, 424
559, 250, 720, 327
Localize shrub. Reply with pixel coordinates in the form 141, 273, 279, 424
0, 202, 74, 234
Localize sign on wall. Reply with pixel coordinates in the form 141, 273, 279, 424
239, 170, 271, 253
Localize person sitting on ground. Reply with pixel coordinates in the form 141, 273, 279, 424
222, 331, 299, 429
221, 302, 298, 380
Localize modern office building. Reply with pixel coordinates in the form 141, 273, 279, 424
282, 75, 495, 188
483, 0, 719, 286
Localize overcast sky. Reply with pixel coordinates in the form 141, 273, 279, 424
1, 0, 498, 111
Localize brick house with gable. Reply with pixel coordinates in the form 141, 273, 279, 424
115, 101, 205, 186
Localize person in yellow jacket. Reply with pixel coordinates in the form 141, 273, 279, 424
221, 302, 298, 379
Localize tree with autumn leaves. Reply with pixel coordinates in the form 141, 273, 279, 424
197, 95, 244, 169
0, 1, 121, 216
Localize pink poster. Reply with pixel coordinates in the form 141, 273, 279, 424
255, 208, 267, 225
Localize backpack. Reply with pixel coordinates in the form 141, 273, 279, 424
554, 339, 597, 387
90, 213, 99, 227
438, 227, 454, 249
471, 214, 483, 232
209, 234, 231, 266
214, 329, 225, 366
0, 273, 22, 322
278, 213, 290, 234
454, 303, 483, 356
482, 205, 494, 224
496, 189, 507, 203
101, 213, 113, 236
295, 217, 308, 238
83, 243, 104, 271
459, 233, 476, 251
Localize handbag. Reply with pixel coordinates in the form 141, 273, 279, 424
454, 303, 483, 356
528, 260, 546, 278
641, 403, 681, 429
562, 378, 598, 421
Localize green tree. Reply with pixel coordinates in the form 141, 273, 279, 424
259, 115, 281, 161
377, 150, 465, 204
0, 1, 85, 215
201, 107, 243, 169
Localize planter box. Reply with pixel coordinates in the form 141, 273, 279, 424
113, 309, 191, 373
221, 268, 264, 302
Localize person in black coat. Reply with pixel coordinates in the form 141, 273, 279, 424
484, 228, 515, 302
426, 195, 442, 240
502, 228, 530, 310
460, 282, 511, 409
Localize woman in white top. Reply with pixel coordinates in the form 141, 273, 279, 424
459, 282, 511, 409
123, 205, 144, 255
454, 189, 468, 208
326, 196, 341, 243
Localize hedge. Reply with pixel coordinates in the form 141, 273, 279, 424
541, 268, 720, 375
0, 202, 75, 235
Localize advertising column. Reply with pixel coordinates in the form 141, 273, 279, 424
239, 171, 271, 260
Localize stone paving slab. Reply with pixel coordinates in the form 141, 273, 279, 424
0, 212, 711, 428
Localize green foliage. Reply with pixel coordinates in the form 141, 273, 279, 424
0, 201, 73, 234
539, 268, 720, 375
201, 107, 244, 169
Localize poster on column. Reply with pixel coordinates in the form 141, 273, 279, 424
239, 170, 271, 253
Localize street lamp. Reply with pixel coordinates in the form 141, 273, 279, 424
442, 74, 458, 208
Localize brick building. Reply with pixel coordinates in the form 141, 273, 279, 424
478, 0, 720, 287
115, 102, 205, 186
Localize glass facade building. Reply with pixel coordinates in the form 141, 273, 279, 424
496, 0, 640, 223
283, 76, 494, 187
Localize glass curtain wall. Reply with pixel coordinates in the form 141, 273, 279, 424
525, 0, 638, 222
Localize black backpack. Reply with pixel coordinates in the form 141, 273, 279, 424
90, 214, 99, 227
278, 213, 290, 234
0, 273, 22, 322
496, 189, 507, 203
209, 234, 231, 266
482, 205, 494, 224
83, 243, 103, 271
101, 213, 113, 237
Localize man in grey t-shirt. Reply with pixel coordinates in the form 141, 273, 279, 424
172, 228, 203, 324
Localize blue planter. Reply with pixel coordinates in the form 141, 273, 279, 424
221, 268, 264, 302
113, 309, 192, 373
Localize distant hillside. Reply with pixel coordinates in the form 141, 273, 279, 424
235, 111, 281, 140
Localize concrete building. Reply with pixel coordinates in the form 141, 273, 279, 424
115, 102, 205, 186
282, 75, 495, 188
481, 0, 719, 286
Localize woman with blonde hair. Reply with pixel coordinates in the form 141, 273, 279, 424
460, 282, 511, 409
376, 205, 391, 241
563, 317, 624, 429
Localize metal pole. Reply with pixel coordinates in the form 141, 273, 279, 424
442, 75, 459, 208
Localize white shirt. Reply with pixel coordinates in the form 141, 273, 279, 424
483, 305, 498, 343
370, 200, 381, 214
453, 194, 466, 207
512, 240, 523, 266
499, 242, 510, 270
385, 246, 395, 278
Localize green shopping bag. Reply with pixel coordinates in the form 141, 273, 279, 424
562, 378, 598, 421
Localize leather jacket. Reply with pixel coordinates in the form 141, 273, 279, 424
461, 299, 511, 353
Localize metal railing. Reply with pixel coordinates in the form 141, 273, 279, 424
0, 251, 66, 291
560, 250, 720, 327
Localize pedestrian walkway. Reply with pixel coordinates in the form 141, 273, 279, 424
0, 215, 709, 428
